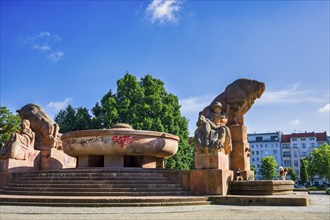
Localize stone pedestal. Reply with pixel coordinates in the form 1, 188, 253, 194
229, 180, 295, 195
229, 125, 252, 178
104, 155, 124, 168
50, 148, 76, 169
190, 169, 233, 195
195, 151, 229, 169
139, 156, 164, 169
40, 149, 51, 170
0, 150, 40, 173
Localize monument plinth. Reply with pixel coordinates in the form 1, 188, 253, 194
192, 79, 265, 195
229, 125, 254, 180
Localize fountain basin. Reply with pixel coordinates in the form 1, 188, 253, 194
61, 124, 180, 168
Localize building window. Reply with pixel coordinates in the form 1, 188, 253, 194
294, 161, 299, 167
294, 153, 298, 158
310, 137, 315, 141
251, 144, 254, 148
301, 152, 307, 157
283, 152, 291, 157
284, 161, 291, 167
292, 138, 297, 141
301, 138, 306, 141
292, 143, 298, 148
260, 144, 263, 148
252, 158, 255, 162
273, 150, 277, 154
271, 136, 278, 141
310, 143, 315, 147
260, 150, 263, 155
257, 164, 260, 168
265, 144, 268, 148
264, 150, 268, 155
256, 151, 259, 155
257, 158, 259, 162
302, 143, 306, 148
256, 137, 263, 141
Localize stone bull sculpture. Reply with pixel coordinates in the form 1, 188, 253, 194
201, 78, 265, 126
16, 103, 61, 150
195, 78, 265, 154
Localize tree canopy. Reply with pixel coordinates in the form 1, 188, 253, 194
55, 105, 92, 133
0, 106, 21, 149
259, 156, 278, 180
55, 73, 193, 170
306, 143, 330, 183
300, 159, 308, 185
287, 167, 298, 182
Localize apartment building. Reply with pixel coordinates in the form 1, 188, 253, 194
248, 131, 328, 182
281, 132, 328, 176
248, 132, 282, 180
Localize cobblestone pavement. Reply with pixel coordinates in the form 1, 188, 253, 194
1, 192, 329, 220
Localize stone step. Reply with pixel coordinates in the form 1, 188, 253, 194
1, 168, 203, 206
16, 176, 169, 181
0, 195, 211, 207
1, 190, 192, 196
12, 179, 174, 184
6, 183, 182, 188
3, 187, 185, 192
0, 201, 211, 207
21, 172, 165, 178
24, 168, 163, 174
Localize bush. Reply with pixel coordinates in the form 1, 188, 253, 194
307, 186, 319, 191
326, 188, 330, 195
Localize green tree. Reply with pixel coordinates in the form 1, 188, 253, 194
92, 90, 119, 129
250, 164, 256, 176
306, 143, 330, 183
287, 167, 298, 182
55, 73, 194, 170
55, 105, 92, 133
55, 105, 76, 133
260, 156, 278, 180
300, 159, 308, 186
0, 106, 21, 149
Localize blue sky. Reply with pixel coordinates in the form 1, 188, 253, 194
1, 0, 329, 136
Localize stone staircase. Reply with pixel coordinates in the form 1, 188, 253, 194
0, 168, 210, 206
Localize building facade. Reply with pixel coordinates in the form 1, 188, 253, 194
248, 132, 282, 180
248, 131, 328, 182
281, 132, 328, 183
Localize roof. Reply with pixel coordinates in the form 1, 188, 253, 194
281, 134, 291, 143
281, 132, 327, 142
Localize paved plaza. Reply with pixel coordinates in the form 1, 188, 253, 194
0, 192, 329, 220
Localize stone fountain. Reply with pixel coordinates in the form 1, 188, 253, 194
62, 123, 179, 168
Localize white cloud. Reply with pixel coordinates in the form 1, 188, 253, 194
146, 0, 183, 24
318, 103, 330, 113
22, 31, 61, 48
47, 98, 72, 112
32, 44, 51, 51
289, 119, 301, 126
179, 95, 213, 113
21, 31, 63, 62
47, 51, 64, 62
257, 82, 326, 105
